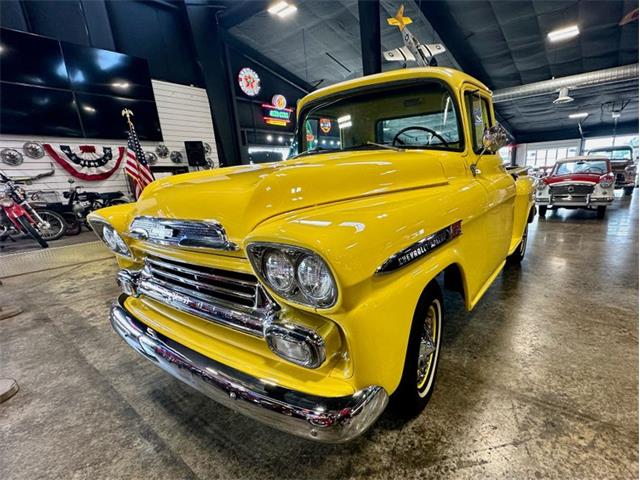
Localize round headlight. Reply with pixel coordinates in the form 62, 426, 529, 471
102, 225, 129, 256
264, 250, 295, 293
297, 255, 335, 303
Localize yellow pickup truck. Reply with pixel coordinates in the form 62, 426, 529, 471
90, 67, 535, 443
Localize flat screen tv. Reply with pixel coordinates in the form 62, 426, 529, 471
62, 42, 154, 100
0, 82, 82, 137
0, 27, 162, 141
76, 93, 162, 141
0, 28, 70, 88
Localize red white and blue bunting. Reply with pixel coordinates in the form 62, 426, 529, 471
43, 144, 126, 181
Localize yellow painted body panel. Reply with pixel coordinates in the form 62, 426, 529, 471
93, 67, 534, 398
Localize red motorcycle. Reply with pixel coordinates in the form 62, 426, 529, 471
0, 170, 66, 248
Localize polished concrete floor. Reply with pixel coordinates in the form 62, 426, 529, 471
1, 193, 637, 479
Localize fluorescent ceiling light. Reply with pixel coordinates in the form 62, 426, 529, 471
268, 1, 296, 17
548, 25, 580, 42
568, 112, 589, 119
338, 121, 352, 129
268, 1, 288, 14
277, 5, 297, 17
337, 114, 351, 123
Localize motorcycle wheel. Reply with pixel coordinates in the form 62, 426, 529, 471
16, 215, 48, 248
36, 210, 67, 241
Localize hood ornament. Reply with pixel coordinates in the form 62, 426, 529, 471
129, 217, 238, 251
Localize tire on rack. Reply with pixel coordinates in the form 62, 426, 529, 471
36, 210, 67, 241
16, 215, 48, 248
390, 281, 443, 418
507, 225, 528, 265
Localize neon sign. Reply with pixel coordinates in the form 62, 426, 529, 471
262, 93, 293, 127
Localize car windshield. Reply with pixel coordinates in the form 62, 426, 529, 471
554, 160, 608, 175
587, 148, 632, 161
292, 82, 461, 157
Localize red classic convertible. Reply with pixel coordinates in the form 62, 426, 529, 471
535, 157, 615, 219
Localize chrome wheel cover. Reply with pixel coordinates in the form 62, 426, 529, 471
416, 302, 439, 391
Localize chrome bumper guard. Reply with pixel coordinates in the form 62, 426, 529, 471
110, 295, 388, 443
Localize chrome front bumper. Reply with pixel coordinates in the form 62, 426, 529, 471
109, 295, 388, 443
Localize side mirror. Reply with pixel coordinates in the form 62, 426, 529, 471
482, 123, 509, 153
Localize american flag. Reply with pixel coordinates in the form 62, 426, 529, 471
124, 116, 154, 199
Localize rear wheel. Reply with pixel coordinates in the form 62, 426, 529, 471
507, 225, 528, 265
538, 205, 547, 217
624, 186, 634, 196
596, 206, 607, 219
16, 215, 48, 248
391, 282, 443, 417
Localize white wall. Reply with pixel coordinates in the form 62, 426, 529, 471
0, 79, 218, 197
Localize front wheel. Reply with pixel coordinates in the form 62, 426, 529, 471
36, 210, 67, 241
596, 206, 607, 219
16, 215, 48, 248
507, 225, 528, 265
538, 205, 547, 217
391, 282, 443, 417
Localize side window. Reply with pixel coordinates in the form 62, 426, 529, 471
465, 93, 493, 152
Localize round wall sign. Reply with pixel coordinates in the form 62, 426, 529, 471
238, 67, 261, 97
272, 94, 287, 110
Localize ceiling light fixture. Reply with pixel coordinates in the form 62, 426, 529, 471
548, 25, 580, 42
268, 1, 297, 17
568, 112, 589, 119
553, 87, 574, 104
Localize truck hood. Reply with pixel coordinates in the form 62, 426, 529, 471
546, 173, 601, 184
132, 150, 448, 242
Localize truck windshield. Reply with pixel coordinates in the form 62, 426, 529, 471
292, 82, 461, 157
554, 160, 608, 175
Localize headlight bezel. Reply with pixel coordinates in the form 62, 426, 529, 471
247, 242, 338, 309
88, 216, 133, 259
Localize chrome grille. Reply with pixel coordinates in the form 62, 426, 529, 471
138, 255, 275, 336
549, 184, 594, 196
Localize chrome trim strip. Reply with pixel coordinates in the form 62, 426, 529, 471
129, 216, 239, 251
375, 221, 463, 275
110, 295, 388, 442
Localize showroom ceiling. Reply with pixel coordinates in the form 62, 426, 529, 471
419, 0, 639, 140
225, 0, 638, 142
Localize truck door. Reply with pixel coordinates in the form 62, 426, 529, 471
462, 88, 516, 276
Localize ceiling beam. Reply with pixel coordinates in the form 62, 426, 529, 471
358, 0, 382, 76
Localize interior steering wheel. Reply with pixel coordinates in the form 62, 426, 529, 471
392, 126, 449, 148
